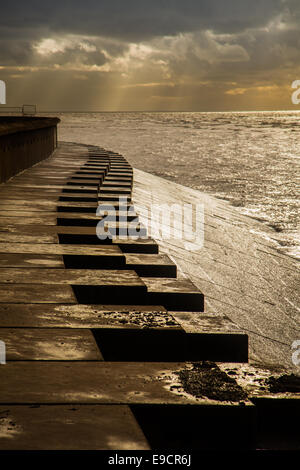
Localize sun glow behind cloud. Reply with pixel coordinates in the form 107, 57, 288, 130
1, 1, 300, 111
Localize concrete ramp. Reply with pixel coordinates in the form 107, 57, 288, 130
133, 168, 300, 371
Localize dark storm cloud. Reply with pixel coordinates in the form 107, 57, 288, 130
0, 39, 34, 65
0, 1, 285, 40
1, 0, 299, 111
0, 0, 290, 69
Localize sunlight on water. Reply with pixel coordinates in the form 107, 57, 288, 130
55, 111, 300, 259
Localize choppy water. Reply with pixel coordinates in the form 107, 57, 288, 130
53, 111, 300, 259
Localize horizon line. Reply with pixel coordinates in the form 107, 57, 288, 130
35, 108, 300, 114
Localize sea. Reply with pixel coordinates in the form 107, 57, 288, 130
52, 111, 300, 260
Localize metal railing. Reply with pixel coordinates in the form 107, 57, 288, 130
0, 104, 36, 115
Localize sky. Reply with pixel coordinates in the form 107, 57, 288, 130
1, 0, 300, 111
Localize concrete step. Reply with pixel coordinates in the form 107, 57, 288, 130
107, 171, 133, 177
125, 253, 177, 277
107, 166, 133, 171
0, 252, 64, 268
76, 170, 106, 175
0, 242, 126, 268
3, 183, 81, 192
70, 175, 104, 183
0, 232, 57, 244
0, 303, 247, 362
2, 224, 159, 253
9, 176, 74, 182
91, 326, 247, 362
0, 210, 142, 227
0, 197, 61, 208
62, 186, 98, 193
0, 328, 102, 360
59, 194, 98, 202
0, 267, 147, 304
102, 181, 132, 188
0, 190, 64, 199
8, 180, 101, 190
0, 215, 59, 225
87, 161, 110, 164
141, 277, 205, 311
217, 362, 300, 449
0, 361, 255, 449
0, 304, 171, 328
0, 404, 149, 450
88, 156, 110, 159
88, 157, 110, 161
99, 186, 132, 195
65, 180, 100, 187
0, 204, 60, 212
96, 208, 138, 219
110, 167, 132, 171
73, 170, 107, 176
0, 267, 145, 286
104, 178, 133, 185
171, 311, 249, 362
109, 161, 131, 165
56, 200, 98, 208
0, 284, 77, 303
86, 157, 110, 160
82, 166, 109, 171
56, 202, 98, 213
105, 176, 132, 181
83, 164, 109, 170
56, 212, 138, 227
88, 154, 110, 158
72, 176, 105, 183
0, 361, 252, 405
96, 221, 147, 238
116, 238, 159, 254
98, 193, 132, 202
96, 200, 133, 210
0, 209, 60, 217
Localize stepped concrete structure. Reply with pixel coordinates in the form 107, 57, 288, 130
0, 132, 299, 450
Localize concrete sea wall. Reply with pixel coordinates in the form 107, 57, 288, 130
0, 117, 60, 183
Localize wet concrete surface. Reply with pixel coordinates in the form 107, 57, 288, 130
133, 168, 300, 373
0, 405, 149, 450
0, 328, 102, 360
